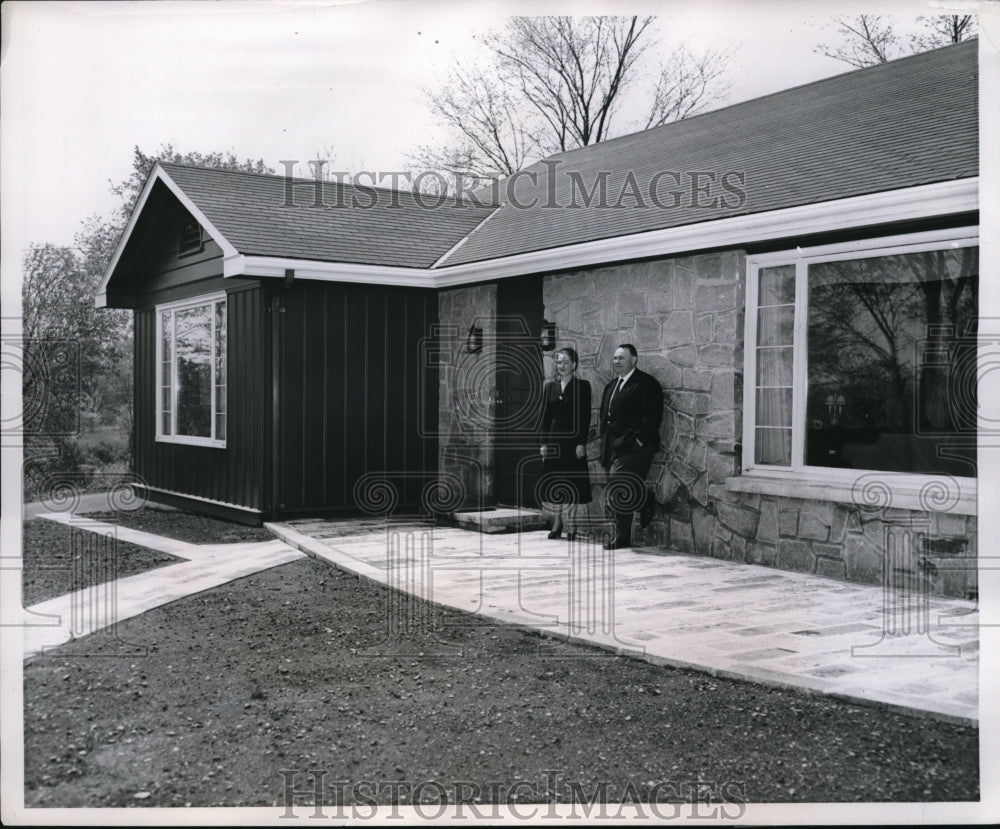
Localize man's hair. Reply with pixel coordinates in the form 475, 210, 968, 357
616, 343, 638, 358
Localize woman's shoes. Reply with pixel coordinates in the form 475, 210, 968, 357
547, 528, 562, 540
565, 532, 578, 542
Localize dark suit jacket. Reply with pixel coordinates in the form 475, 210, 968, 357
541, 376, 591, 448
599, 368, 664, 468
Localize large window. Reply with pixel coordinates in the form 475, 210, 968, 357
156, 293, 227, 447
745, 230, 978, 481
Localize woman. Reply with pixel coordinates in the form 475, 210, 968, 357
539, 347, 592, 540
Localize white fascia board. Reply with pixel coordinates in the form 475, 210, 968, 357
221, 178, 977, 289
430, 177, 979, 287
224, 255, 437, 287
96, 164, 239, 305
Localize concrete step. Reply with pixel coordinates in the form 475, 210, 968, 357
446, 506, 549, 534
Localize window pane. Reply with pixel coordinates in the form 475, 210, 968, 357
160, 311, 173, 434
756, 388, 792, 428
759, 265, 795, 306
806, 246, 978, 474
214, 300, 227, 442
756, 346, 793, 387
175, 305, 213, 438
757, 306, 794, 347
755, 428, 791, 466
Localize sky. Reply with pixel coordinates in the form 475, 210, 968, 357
0, 0, 968, 264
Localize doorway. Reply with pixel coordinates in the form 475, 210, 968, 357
493, 276, 544, 506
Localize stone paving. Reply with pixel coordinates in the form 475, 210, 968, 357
270, 517, 980, 725
16, 509, 980, 724
20, 512, 305, 660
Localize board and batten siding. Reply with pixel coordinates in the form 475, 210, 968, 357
272, 282, 439, 516
134, 283, 268, 516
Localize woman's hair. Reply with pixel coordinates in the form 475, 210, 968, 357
556, 347, 578, 368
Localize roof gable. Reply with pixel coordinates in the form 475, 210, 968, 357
158, 164, 496, 269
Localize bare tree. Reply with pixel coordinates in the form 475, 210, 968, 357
486, 16, 653, 153
816, 15, 901, 68
817, 13, 977, 68
644, 45, 731, 129
410, 16, 730, 184
910, 14, 977, 53
410, 58, 537, 180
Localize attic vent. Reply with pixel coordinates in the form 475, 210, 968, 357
179, 217, 203, 254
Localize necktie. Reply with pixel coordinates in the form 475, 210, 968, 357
609, 378, 623, 408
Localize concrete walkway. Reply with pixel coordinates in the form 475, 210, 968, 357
21, 512, 305, 660
269, 517, 980, 726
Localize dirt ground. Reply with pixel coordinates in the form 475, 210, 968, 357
21, 518, 182, 606
21, 510, 979, 809
82, 508, 275, 544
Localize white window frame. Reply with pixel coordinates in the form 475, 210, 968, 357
734, 227, 979, 514
155, 291, 227, 448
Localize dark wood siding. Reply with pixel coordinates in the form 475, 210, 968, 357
274, 282, 439, 516
134, 284, 268, 515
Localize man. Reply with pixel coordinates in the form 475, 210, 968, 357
599, 344, 664, 550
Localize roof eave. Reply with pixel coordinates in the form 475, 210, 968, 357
218, 178, 977, 290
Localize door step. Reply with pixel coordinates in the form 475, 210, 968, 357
446, 507, 549, 534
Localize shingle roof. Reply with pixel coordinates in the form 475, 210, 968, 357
437, 39, 978, 267
159, 164, 496, 269
140, 40, 976, 278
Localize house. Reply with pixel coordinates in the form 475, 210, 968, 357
98, 40, 979, 598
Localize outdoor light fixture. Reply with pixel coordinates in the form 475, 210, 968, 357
466, 324, 483, 353
825, 393, 846, 425
540, 319, 557, 351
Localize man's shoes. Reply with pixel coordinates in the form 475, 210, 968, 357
639, 496, 655, 529
547, 529, 562, 540
565, 532, 578, 542
603, 538, 632, 550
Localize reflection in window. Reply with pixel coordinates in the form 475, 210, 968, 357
806, 247, 978, 475
158, 295, 227, 444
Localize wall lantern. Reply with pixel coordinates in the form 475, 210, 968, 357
825, 393, 846, 425
540, 319, 557, 351
466, 324, 484, 354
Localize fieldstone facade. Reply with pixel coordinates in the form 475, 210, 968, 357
436, 250, 977, 599
540, 252, 744, 541
437, 283, 497, 507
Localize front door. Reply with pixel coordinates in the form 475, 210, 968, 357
493, 276, 544, 506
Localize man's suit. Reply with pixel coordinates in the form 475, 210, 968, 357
599, 369, 664, 545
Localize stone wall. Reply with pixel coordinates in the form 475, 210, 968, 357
722, 496, 977, 599
541, 250, 977, 599
437, 283, 497, 507
542, 252, 745, 535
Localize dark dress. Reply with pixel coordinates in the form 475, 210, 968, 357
539, 376, 593, 504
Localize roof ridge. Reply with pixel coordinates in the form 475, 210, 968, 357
540, 38, 977, 163
159, 162, 499, 209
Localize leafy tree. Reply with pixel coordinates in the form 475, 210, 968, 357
409, 15, 730, 183
109, 144, 273, 228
